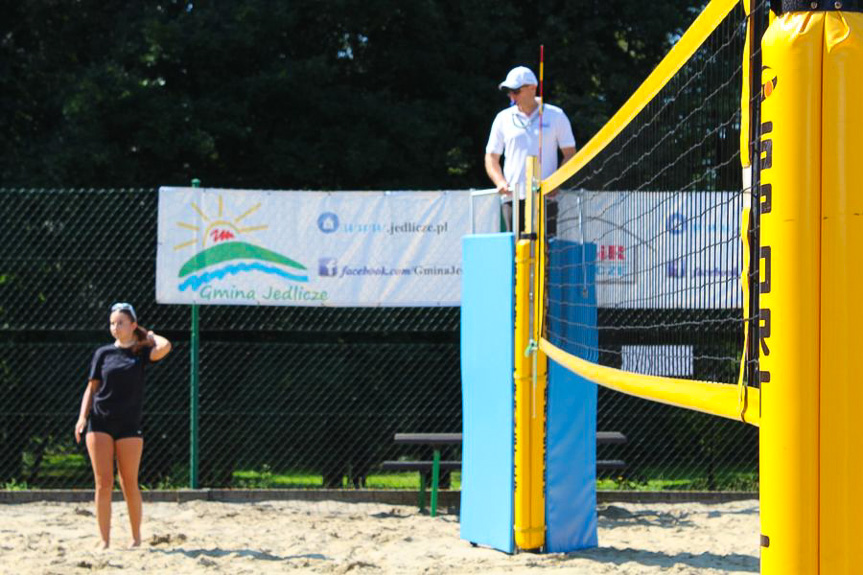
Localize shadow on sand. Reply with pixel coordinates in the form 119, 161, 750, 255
561, 547, 759, 573
153, 548, 329, 562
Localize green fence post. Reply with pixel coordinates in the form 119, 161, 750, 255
430, 448, 441, 518
190, 178, 201, 489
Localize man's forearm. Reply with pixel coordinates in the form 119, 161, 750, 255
484, 154, 508, 190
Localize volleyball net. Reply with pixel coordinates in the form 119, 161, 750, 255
537, 0, 763, 425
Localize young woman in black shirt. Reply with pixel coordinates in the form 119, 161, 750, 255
74, 303, 172, 549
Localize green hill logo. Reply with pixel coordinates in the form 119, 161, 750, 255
174, 196, 309, 292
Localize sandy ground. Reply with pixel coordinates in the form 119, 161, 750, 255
0, 498, 759, 574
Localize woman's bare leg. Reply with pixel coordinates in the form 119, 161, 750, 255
115, 437, 144, 547
86, 432, 115, 548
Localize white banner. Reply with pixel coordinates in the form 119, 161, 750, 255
557, 191, 743, 309
156, 188, 499, 306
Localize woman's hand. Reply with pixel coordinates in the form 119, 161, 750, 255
148, 331, 172, 362
75, 418, 87, 444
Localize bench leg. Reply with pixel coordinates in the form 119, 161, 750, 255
430, 449, 440, 518
418, 472, 427, 513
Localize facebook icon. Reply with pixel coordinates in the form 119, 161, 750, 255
319, 257, 338, 277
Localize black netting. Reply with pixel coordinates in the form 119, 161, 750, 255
0, 188, 461, 489
2, 169, 761, 490
546, 7, 748, 379
542, 2, 763, 490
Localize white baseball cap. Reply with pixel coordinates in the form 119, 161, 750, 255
498, 66, 538, 91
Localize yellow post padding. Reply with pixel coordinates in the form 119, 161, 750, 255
819, 12, 863, 575
759, 12, 822, 575
529, 349, 547, 547
513, 239, 543, 550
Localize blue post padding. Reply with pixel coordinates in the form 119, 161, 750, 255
545, 239, 599, 552
459, 233, 514, 553
545, 240, 598, 358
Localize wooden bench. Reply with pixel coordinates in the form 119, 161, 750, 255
381, 432, 627, 515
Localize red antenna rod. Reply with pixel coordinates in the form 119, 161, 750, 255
538, 45, 545, 182
538, 45, 545, 230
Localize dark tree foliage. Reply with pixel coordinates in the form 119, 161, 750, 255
1, 0, 698, 189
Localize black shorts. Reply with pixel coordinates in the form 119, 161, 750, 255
87, 416, 143, 441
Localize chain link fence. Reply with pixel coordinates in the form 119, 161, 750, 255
0, 188, 757, 491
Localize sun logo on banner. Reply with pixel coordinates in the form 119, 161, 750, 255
173, 194, 309, 292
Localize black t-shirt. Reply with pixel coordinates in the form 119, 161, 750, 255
88, 344, 151, 423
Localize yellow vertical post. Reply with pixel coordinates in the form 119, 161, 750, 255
759, 12, 822, 575
528, 156, 547, 549
513, 156, 545, 551
820, 12, 863, 575
513, 238, 537, 549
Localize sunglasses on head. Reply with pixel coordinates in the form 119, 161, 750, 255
110, 302, 137, 322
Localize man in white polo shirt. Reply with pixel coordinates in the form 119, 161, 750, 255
484, 65, 576, 233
